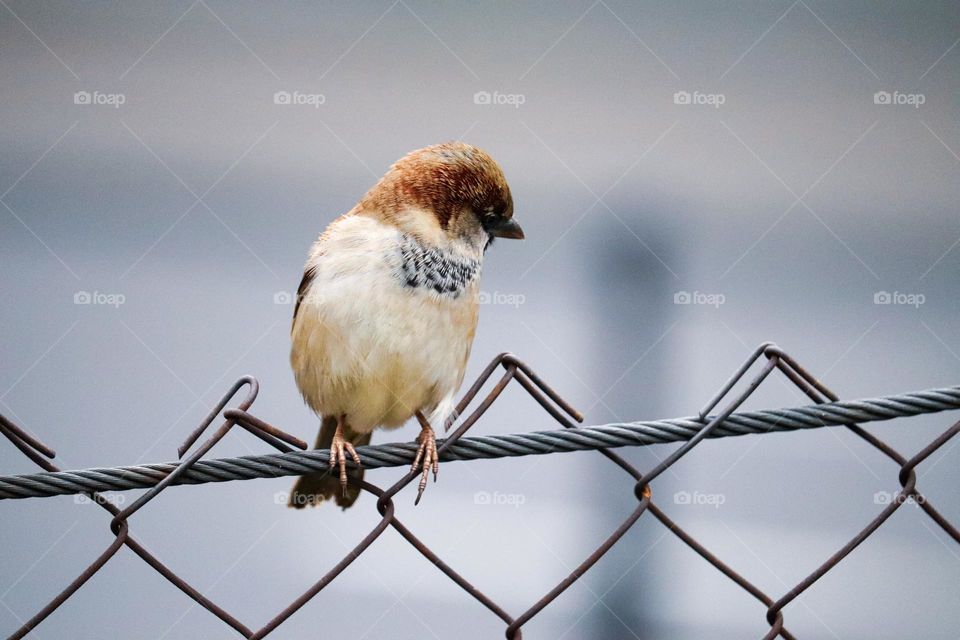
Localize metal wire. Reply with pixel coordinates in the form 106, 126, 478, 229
2, 345, 958, 639
2, 382, 960, 501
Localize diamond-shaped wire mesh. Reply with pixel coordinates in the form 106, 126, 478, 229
1, 344, 958, 639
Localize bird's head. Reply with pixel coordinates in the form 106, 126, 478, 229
360, 142, 523, 252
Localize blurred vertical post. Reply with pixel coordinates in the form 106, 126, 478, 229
586, 211, 675, 636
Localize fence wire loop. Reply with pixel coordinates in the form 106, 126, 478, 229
2, 345, 958, 639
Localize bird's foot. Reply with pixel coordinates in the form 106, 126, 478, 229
412, 414, 439, 505
330, 423, 362, 497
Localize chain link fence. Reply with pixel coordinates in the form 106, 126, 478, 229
1, 343, 958, 639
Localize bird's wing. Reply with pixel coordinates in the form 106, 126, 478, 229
292, 264, 317, 330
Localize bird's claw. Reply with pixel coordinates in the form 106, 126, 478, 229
412, 424, 439, 505
330, 430, 361, 497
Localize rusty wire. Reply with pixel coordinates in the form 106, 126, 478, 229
1, 344, 958, 639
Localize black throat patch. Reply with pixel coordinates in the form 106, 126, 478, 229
396, 234, 481, 298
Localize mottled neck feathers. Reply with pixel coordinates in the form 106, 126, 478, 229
397, 234, 480, 298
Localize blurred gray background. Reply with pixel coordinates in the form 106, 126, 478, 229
1, 1, 959, 638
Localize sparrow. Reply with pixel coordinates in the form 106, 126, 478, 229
288, 142, 524, 509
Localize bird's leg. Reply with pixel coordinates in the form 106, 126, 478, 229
411, 411, 439, 505
330, 415, 362, 496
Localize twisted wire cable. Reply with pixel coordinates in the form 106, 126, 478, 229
2, 384, 958, 500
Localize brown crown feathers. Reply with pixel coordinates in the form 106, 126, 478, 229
356, 142, 523, 241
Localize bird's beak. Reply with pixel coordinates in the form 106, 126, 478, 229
489, 218, 525, 240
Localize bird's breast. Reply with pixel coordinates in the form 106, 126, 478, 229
291, 216, 481, 432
